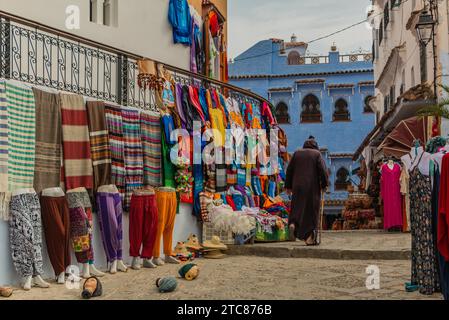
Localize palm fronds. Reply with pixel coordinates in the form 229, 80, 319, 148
418, 84, 449, 119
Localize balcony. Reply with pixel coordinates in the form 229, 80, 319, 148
0, 10, 268, 111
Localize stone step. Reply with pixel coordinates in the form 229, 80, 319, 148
227, 231, 412, 260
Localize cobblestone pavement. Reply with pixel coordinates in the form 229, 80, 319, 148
6, 256, 442, 300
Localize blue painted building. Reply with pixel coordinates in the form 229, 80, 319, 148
229, 36, 375, 219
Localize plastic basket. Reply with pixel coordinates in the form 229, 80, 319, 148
255, 223, 289, 242
202, 222, 235, 245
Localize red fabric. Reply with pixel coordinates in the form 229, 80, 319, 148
438, 154, 449, 261
226, 196, 236, 211
189, 86, 206, 122
129, 194, 159, 259
380, 164, 403, 230
209, 11, 219, 37
262, 102, 276, 126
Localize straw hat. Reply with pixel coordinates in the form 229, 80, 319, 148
203, 236, 228, 251
203, 249, 226, 259
186, 234, 203, 251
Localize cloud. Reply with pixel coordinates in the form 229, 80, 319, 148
228, 0, 373, 59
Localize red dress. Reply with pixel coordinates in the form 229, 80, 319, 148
438, 154, 449, 261
381, 164, 403, 230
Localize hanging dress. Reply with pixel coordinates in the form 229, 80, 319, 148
409, 152, 441, 295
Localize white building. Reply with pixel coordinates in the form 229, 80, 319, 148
354, 0, 449, 162
0, 0, 233, 286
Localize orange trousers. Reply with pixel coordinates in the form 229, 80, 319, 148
153, 189, 178, 258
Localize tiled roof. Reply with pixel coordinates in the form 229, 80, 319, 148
229, 69, 373, 80
327, 83, 354, 89
359, 81, 375, 86
296, 78, 325, 84
329, 153, 354, 159
268, 87, 292, 92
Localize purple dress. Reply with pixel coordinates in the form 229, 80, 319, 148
381, 164, 403, 230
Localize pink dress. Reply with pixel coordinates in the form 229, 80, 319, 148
381, 164, 403, 230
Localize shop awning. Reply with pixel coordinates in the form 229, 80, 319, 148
353, 98, 435, 160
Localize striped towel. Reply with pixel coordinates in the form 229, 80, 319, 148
3, 82, 36, 219
0, 81, 8, 220
140, 110, 162, 187
104, 105, 126, 198
33, 88, 62, 193
122, 107, 143, 211
87, 101, 112, 191
59, 93, 94, 191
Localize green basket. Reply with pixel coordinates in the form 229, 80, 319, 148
255, 223, 289, 242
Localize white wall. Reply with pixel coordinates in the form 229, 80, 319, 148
0, 0, 192, 69
0, 0, 202, 286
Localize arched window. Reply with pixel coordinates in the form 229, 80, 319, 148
335, 167, 350, 191
288, 51, 301, 65
333, 98, 350, 121
275, 102, 290, 124
364, 95, 374, 113
301, 94, 322, 123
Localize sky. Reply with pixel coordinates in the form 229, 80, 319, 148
228, 0, 374, 59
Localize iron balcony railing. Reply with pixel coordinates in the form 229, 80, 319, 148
0, 10, 271, 111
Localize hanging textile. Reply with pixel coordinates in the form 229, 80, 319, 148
86, 101, 112, 191
0, 81, 8, 220
59, 93, 93, 191
380, 164, 403, 230
140, 110, 162, 187
121, 107, 144, 211
168, 0, 192, 45
189, 5, 204, 74
105, 105, 126, 198
32, 89, 62, 194
410, 153, 440, 295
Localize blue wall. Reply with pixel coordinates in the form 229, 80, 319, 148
230, 41, 375, 214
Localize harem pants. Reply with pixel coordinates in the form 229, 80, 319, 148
97, 192, 123, 263
67, 191, 94, 264
129, 194, 158, 259
9, 191, 44, 278
40, 196, 71, 275
153, 189, 177, 258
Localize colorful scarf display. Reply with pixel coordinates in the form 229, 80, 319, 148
32, 89, 62, 193
59, 93, 93, 191
86, 101, 112, 191
104, 105, 126, 197
0, 81, 8, 220
122, 107, 144, 211
140, 111, 162, 187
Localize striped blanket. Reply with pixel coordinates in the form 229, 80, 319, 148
33, 88, 62, 193
87, 101, 111, 191
122, 107, 143, 211
2, 82, 36, 219
140, 110, 162, 187
59, 93, 94, 191
104, 105, 126, 199
0, 81, 8, 220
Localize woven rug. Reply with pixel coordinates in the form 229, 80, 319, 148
33, 88, 62, 193
140, 110, 162, 187
87, 101, 112, 191
122, 107, 143, 211
59, 93, 93, 191
104, 105, 126, 198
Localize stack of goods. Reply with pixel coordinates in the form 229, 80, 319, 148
202, 236, 228, 259
185, 234, 203, 258
342, 193, 378, 230
173, 242, 194, 262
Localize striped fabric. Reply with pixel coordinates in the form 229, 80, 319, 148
104, 105, 126, 199
140, 110, 162, 187
122, 107, 143, 211
87, 101, 112, 191
59, 93, 94, 191
0, 81, 8, 220
33, 89, 62, 193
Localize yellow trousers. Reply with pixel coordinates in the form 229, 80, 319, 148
153, 189, 178, 258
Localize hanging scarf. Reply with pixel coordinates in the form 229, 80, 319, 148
140, 110, 162, 187
86, 101, 112, 191
0, 81, 8, 220
121, 107, 144, 211
33, 89, 62, 194
60, 93, 93, 191
105, 105, 126, 197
